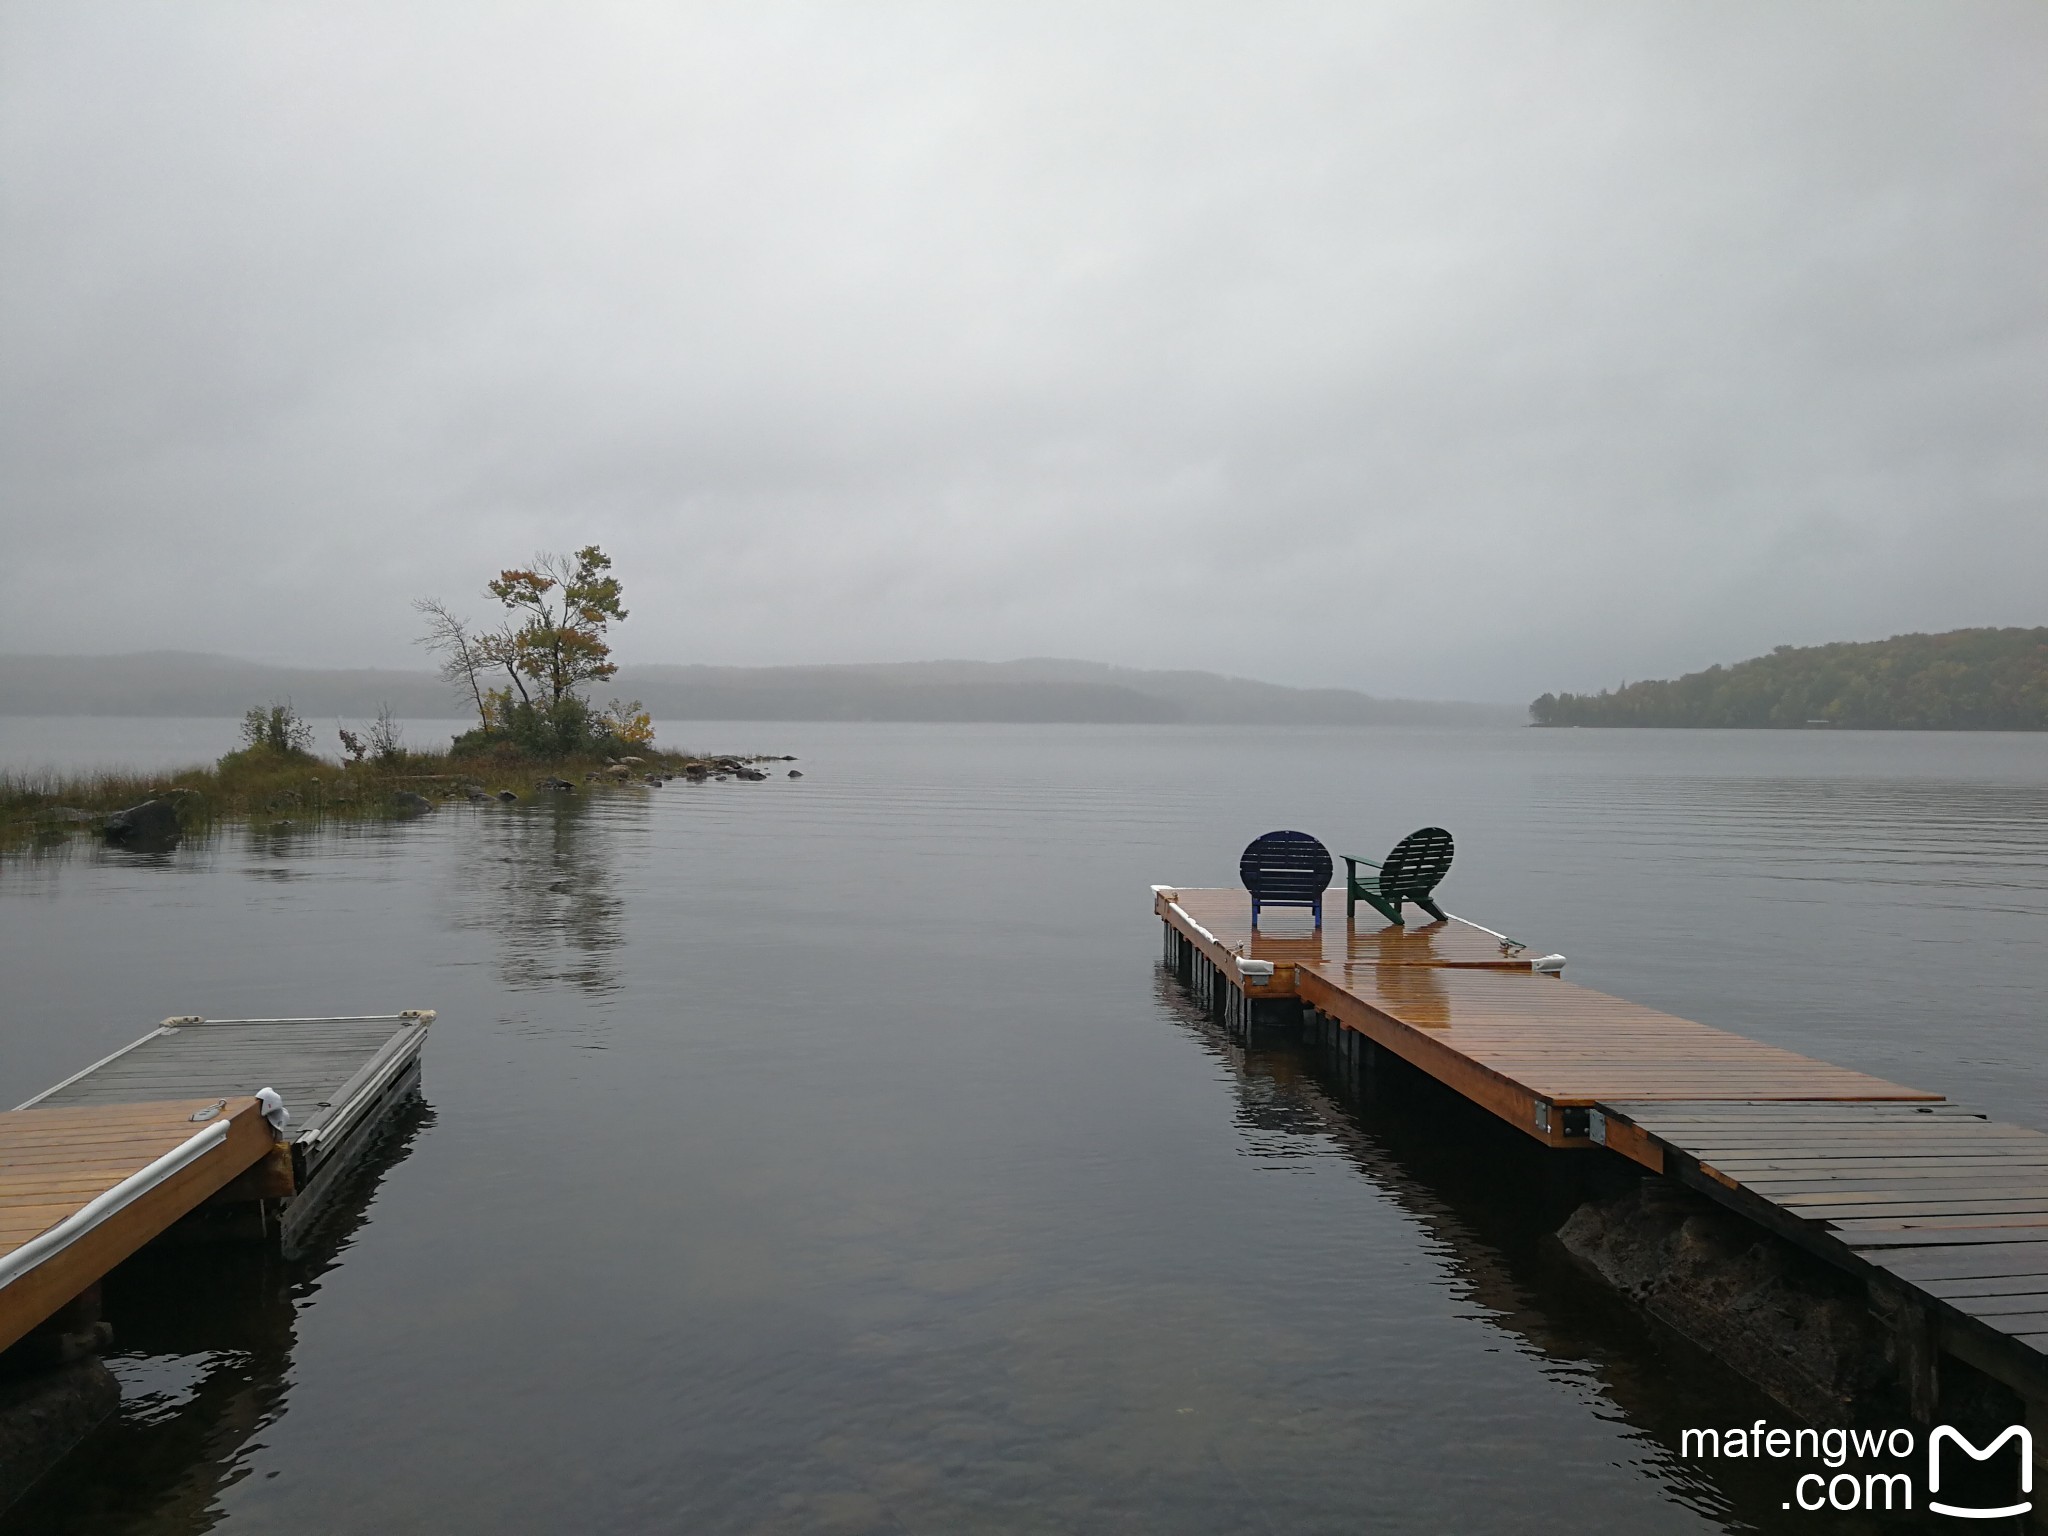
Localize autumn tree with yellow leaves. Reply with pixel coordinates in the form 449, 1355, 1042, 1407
418, 545, 652, 755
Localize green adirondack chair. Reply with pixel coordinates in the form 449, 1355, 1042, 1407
1343, 826, 1454, 926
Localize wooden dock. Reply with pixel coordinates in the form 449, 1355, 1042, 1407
0, 1097, 277, 1355
1, 1010, 434, 1508
1156, 885, 2048, 1429
16, 1010, 434, 1256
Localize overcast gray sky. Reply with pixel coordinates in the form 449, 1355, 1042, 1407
3, 2, 2042, 702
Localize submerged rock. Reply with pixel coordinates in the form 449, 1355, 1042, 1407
1558, 1179, 1895, 1421
391, 791, 434, 815
787, 770, 803, 778
102, 799, 180, 842
496, 789, 518, 803
0, 1358, 120, 1512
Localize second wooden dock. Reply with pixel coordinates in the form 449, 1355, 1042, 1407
1155, 883, 2048, 1442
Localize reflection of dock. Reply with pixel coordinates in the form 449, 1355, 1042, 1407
1155, 884, 2048, 1440
1152, 974, 1787, 1524
0, 1011, 432, 1509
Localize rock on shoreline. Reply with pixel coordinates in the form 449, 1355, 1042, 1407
1557, 1178, 1895, 1421
102, 799, 181, 842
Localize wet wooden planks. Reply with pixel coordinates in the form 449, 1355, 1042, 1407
1159, 887, 1556, 979
1159, 890, 1937, 1155
1294, 964, 1936, 1150
1602, 1101, 2048, 1357
0, 1099, 274, 1353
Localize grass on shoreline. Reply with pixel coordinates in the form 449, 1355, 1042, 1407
1, 742, 785, 850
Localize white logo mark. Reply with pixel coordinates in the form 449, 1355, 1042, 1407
1929, 1425, 2032, 1520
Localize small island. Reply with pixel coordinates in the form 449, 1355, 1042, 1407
1, 545, 791, 850
1531, 627, 2048, 730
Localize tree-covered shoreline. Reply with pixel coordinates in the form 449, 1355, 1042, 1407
1531, 628, 2048, 730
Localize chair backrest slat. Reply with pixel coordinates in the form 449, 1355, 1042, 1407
1239, 831, 1333, 912
1379, 826, 1454, 896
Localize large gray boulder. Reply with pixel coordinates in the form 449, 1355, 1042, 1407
1559, 1179, 1893, 1421
391, 791, 434, 815
102, 799, 180, 841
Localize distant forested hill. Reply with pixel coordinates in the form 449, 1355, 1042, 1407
0, 652, 1516, 726
1531, 628, 2048, 730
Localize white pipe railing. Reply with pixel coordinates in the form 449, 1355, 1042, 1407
1158, 888, 1561, 975
1430, 912, 1568, 973
171, 1011, 437, 1027
1168, 903, 1218, 946
0, 1119, 231, 1290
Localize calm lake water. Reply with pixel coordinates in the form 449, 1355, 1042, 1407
2, 721, 2043, 1534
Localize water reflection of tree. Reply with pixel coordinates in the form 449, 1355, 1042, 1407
444, 795, 635, 996
1152, 973, 1828, 1535
0, 1101, 433, 1536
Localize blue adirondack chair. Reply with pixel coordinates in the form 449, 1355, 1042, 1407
1239, 830, 1334, 928
1343, 826, 1454, 926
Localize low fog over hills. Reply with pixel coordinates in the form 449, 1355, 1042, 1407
0, 653, 1516, 727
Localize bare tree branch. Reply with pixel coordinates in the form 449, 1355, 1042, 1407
413, 597, 491, 729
